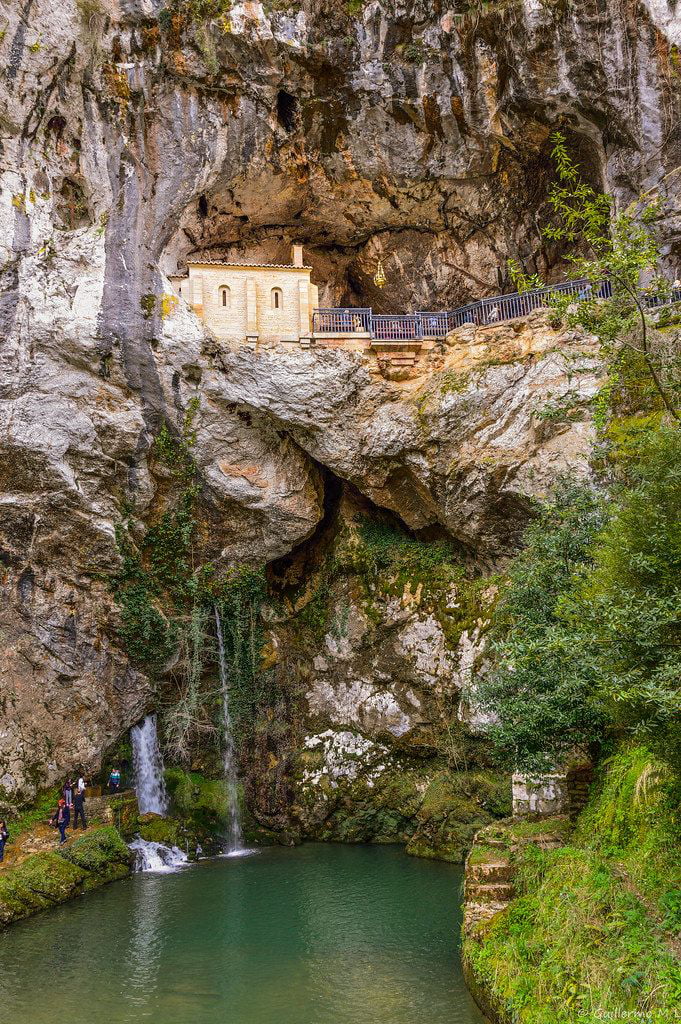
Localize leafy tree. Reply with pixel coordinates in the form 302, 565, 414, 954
564, 426, 681, 767
542, 132, 680, 421
483, 430, 681, 772
479, 482, 606, 771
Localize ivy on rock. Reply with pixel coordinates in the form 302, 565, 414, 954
111, 399, 267, 765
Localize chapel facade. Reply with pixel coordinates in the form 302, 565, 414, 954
171, 244, 319, 346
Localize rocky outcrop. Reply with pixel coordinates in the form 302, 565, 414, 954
1, 0, 675, 815
215, 311, 601, 554
0, 211, 600, 810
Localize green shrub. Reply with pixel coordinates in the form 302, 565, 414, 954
480, 480, 606, 770
565, 426, 681, 762
60, 825, 131, 875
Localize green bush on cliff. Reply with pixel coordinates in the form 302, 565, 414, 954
480, 480, 606, 771
481, 424, 681, 771
60, 826, 131, 876
563, 426, 681, 765
353, 520, 458, 590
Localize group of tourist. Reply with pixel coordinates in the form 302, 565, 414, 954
0, 767, 125, 863
51, 775, 88, 844
50, 767, 123, 845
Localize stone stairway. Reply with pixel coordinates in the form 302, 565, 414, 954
462, 816, 571, 934
463, 840, 515, 932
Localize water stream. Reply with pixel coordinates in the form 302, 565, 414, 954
0, 845, 484, 1024
214, 605, 243, 853
131, 713, 169, 816
128, 837, 189, 873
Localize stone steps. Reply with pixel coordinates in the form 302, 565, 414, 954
467, 861, 513, 884
465, 881, 516, 903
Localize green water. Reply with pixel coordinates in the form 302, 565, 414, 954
0, 844, 484, 1024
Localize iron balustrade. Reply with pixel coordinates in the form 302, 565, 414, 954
312, 308, 372, 334
419, 312, 450, 337
372, 314, 422, 340
311, 278, 680, 339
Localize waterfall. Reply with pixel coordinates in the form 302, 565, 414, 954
214, 605, 243, 853
129, 837, 188, 872
131, 714, 170, 816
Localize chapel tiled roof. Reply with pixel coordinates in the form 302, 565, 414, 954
186, 258, 312, 270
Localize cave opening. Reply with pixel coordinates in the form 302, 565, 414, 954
159, 124, 606, 325
276, 90, 299, 134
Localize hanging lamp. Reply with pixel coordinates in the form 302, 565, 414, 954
373, 258, 386, 288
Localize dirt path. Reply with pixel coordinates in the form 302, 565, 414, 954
0, 821, 101, 871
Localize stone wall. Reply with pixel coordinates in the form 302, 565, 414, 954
185, 262, 318, 344
511, 773, 570, 817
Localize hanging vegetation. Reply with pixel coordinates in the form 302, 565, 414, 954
112, 399, 268, 764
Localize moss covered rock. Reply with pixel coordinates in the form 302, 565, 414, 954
60, 826, 132, 879
138, 813, 181, 847
107, 792, 141, 840
0, 852, 87, 926
406, 771, 512, 862
165, 769, 229, 834
0, 826, 133, 929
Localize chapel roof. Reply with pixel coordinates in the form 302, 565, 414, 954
186, 258, 312, 270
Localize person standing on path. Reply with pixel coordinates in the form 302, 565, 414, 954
0, 820, 8, 862
108, 767, 121, 793
63, 777, 74, 811
77, 775, 86, 795
52, 799, 70, 845
73, 787, 87, 831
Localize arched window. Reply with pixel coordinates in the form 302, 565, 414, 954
271, 287, 283, 310
219, 285, 231, 308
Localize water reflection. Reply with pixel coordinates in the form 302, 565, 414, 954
0, 845, 484, 1024
121, 874, 167, 1011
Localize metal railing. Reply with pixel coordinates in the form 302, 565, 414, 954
312, 278, 681, 340
644, 285, 681, 308
372, 314, 422, 340
312, 308, 372, 334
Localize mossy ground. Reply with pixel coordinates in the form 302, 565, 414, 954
463, 747, 681, 1024
0, 826, 132, 928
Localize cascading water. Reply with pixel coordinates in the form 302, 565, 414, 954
129, 837, 188, 872
131, 713, 169, 816
214, 605, 243, 853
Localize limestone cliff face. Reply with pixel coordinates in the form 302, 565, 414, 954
0, 0, 676, 811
